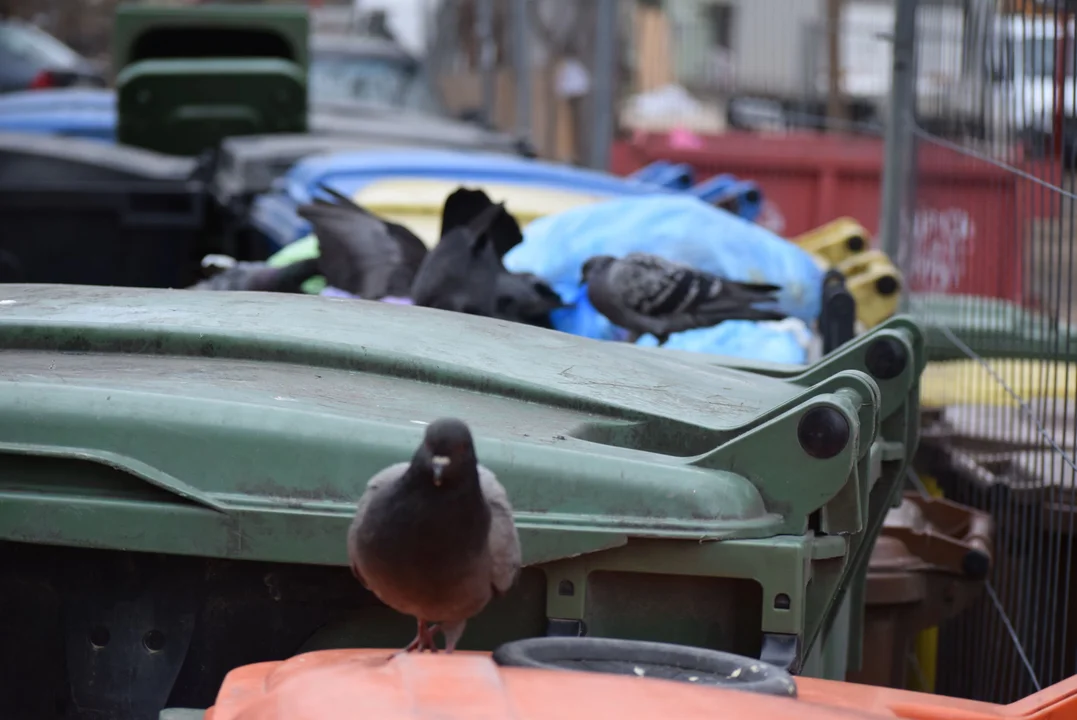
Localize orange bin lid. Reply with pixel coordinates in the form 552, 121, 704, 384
204, 649, 1077, 720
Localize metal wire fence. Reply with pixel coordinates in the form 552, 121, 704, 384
897, 0, 1077, 704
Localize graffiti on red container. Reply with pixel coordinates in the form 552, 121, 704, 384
909, 207, 975, 292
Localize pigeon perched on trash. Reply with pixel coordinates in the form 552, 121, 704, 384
297, 185, 428, 299
494, 271, 566, 328
439, 187, 524, 259
582, 252, 787, 345
347, 417, 521, 655
410, 188, 521, 316
188, 255, 321, 293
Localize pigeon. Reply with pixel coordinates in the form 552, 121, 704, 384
187, 256, 321, 293
439, 187, 524, 259
494, 271, 566, 328
347, 418, 521, 655
581, 252, 787, 345
409, 194, 517, 316
297, 185, 428, 299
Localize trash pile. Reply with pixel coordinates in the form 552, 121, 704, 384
192, 185, 805, 355
194, 166, 907, 366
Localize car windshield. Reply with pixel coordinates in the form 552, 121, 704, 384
309, 52, 445, 116
0, 22, 82, 68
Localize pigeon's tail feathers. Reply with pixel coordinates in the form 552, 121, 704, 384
441, 187, 495, 238
698, 306, 789, 324
697, 278, 784, 311
265, 257, 323, 293
726, 279, 784, 295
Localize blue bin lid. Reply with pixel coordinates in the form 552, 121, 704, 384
249, 191, 315, 251
0, 88, 116, 115
283, 148, 670, 205
0, 110, 116, 141
0, 88, 117, 141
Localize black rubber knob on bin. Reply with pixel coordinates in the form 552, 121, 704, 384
797, 406, 850, 460
962, 549, 991, 580
864, 336, 908, 380
491, 637, 798, 699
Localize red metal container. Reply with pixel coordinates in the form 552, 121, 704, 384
610, 131, 1023, 301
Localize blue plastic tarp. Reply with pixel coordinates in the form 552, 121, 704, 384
505, 193, 824, 363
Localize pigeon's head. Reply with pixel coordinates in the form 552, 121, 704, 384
580, 255, 617, 285
419, 418, 477, 488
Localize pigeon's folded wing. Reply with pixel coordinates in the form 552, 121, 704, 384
347, 461, 410, 585
612, 253, 707, 316
479, 466, 522, 596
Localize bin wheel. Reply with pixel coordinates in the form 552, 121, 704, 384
491, 637, 797, 698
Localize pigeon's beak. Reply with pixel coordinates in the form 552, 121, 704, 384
431, 455, 450, 486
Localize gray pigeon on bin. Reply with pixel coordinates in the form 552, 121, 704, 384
297, 185, 428, 299
409, 188, 522, 316
188, 255, 321, 293
582, 252, 787, 345
347, 417, 521, 655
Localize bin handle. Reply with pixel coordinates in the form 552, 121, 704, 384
888, 494, 995, 579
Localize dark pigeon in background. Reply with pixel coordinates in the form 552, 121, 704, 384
188, 255, 321, 293
347, 417, 521, 655
297, 185, 428, 299
582, 252, 787, 345
494, 271, 566, 329
410, 188, 521, 316
438, 187, 523, 260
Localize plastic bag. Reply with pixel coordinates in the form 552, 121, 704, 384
504, 193, 824, 323
635, 318, 814, 365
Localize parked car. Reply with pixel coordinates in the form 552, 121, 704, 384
308, 33, 445, 116
0, 20, 107, 94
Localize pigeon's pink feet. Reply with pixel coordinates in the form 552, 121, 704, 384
391, 620, 440, 658
439, 620, 468, 654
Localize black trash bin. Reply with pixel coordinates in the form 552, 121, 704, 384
0, 133, 206, 288
206, 133, 383, 260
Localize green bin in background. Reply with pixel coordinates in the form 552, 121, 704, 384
113, 3, 309, 156
0, 285, 925, 719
